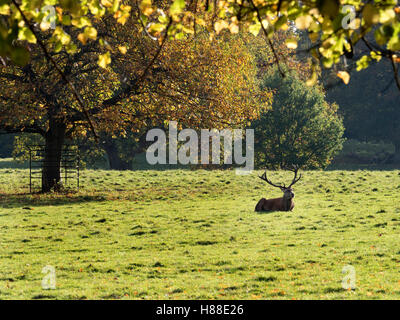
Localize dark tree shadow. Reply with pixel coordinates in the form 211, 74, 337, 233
0, 193, 109, 209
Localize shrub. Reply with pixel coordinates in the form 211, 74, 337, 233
252, 69, 345, 169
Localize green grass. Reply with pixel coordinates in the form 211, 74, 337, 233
1, 165, 400, 300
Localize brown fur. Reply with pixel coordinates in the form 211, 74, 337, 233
256, 168, 301, 212
255, 195, 294, 212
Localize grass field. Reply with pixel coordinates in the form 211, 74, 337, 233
1, 162, 400, 299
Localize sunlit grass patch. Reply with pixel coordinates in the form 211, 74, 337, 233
0, 168, 400, 299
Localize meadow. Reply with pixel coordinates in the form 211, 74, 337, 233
1, 159, 400, 299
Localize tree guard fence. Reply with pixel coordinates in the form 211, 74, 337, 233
28, 145, 80, 193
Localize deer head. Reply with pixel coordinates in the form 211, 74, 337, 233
258, 166, 302, 201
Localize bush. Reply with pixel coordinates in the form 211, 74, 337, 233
252, 69, 345, 169
332, 139, 395, 165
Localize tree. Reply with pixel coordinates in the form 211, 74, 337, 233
325, 57, 400, 161
99, 127, 149, 170
0, 6, 266, 191
1, 1, 399, 89
2, 0, 396, 178
252, 68, 345, 169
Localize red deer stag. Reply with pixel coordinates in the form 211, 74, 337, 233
255, 167, 302, 212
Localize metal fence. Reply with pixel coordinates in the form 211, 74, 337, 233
28, 145, 80, 193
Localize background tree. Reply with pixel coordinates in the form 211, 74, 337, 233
326, 58, 400, 161
0, 7, 266, 191
252, 68, 345, 169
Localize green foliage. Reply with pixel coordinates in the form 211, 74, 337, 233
332, 139, 395, 165
326, 59, 400, 156
1, 0, 399, 85
12, 133, 43, 161
11, 133, 108, 169
252, 69, 345, 169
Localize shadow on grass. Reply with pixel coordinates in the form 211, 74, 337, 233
0, 193, 109, 209
254, 209, 285, 214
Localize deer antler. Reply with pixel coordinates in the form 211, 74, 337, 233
287, 165, 302, 188
259, 171, 286, 189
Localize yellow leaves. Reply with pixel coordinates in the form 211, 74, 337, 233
65, 42, 77, 54
215, 20, 229, 34
336, 71, 350, 85
306, 67, 318, 87
321, 19, 334, 35
77, 33, 87, 44
285, 38, 298, 49
56, 6, 63, 22
89, 0, 106, 17
370, 51, 381, 62
18, 27, 37, 44
53, 27, 71, 45
101, 0, 113, 8
71, 16, 92, 28
387, 26, 400, 51
356, 55, 371, 71
196, 17, 206, 27
77, 27, 97, 45
169, 0, 185, 18
148, 23, 165, 34
85, 26, 97, 39
40, 20, 52, 31
295, 15, 313, 29
0, 4, 10, 15
229, 21, 239, 34
140, 0, 154, 16
118, 46, 127, 54
379, 8, 396, 24
98, 51, 111, 69
248, 22, 261, 36
115, 5, 131, 25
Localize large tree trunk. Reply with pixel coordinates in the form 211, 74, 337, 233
103, 139, 132, 170
42, 119, 66, 192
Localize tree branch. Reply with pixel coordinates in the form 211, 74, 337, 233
249, 0, 285, 77
0, 124, 45, 136
11, 0, 98, 139
101, 19, 172, 108
390, 55, 400, 92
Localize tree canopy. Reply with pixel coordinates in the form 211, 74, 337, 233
253, 68, 345, 169
0, 2, 269, 190
1, 0, 399, 190
0, 0, 399, 90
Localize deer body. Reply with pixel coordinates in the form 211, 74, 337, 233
255, 167, 301, 212
255, 195, 294, 212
